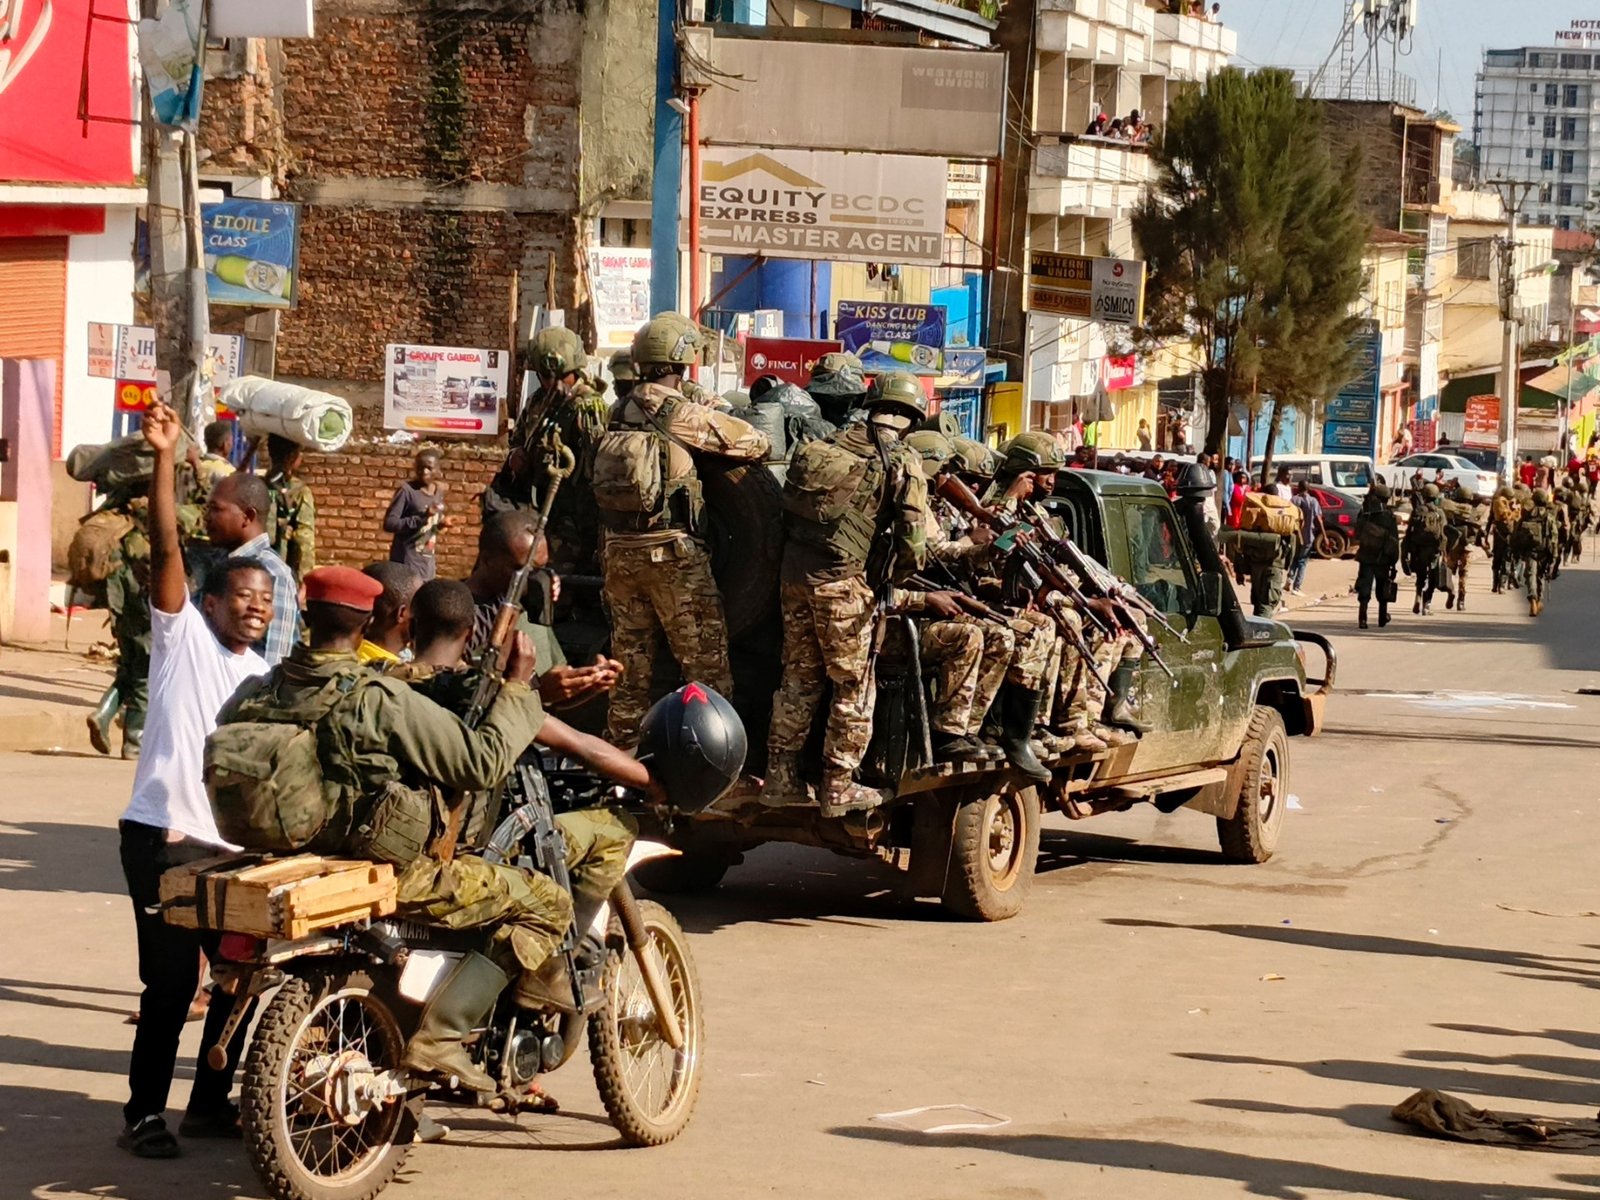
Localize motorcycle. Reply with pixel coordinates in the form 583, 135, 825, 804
199, 756, 703, 1200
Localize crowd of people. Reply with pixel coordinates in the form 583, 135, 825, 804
1083, 106, 1155, 145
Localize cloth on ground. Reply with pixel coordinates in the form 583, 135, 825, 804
1392, 1088, 1600, 1151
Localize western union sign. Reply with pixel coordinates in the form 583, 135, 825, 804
1026, 250, 1146, 327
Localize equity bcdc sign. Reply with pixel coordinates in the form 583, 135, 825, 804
687, 148, 948, 267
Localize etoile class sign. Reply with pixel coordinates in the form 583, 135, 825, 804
1556, 20, 1600, 45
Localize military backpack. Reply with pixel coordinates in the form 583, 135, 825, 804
782, 433, 890, 566
67, 507, 137, 591
205, 672, 435, 866
1239, 492, 1302, 537
592, 392, 702, 532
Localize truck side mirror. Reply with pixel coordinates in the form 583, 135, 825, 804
1198, 571, 1225, 617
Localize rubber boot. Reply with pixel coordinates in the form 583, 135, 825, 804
1101, 662, 1148, 735
121, 708, 146, 761
759, 753, 809, 809
401, 951, 508, 1093
996, 686, 1052, 784
87, 685, 119, 756
931, 730, 985, 764
1358, 603, 1368, 630
515, 891, 608, 1015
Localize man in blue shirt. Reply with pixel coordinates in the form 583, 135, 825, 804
1288, 481, 1325, 595
202, 471, 300, 664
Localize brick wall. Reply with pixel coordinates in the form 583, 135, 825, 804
298, 438, 505, 579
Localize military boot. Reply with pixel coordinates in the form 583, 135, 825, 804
86, 686, 119, 756
121, 708, 146, 760
931, 730, 985, 764
1101, 662, 1148, 735
995, 685, 1052, 784
759, 753, 810, 808
819, 773, 885, 819
1358, 603, 1369, 630
401, 951, 508, 1093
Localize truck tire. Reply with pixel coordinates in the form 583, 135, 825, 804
940, 785, 1040, 922
1217, 706, 1288, 864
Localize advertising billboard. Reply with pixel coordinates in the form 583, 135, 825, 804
689, 148, 948, 267
1321, 320, 1383, 456
1463, 395, 1500, 449
88, 322, 244, 413
384, 344, 507, 436
834, 302, 947, 376
1026, 251, 1147, 327
201, 199, 301, 309
0, 0, 136, 184
743, 337, 842, 387
589, 247, 652, 351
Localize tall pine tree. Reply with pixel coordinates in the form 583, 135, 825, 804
1133, 69, 1366, 460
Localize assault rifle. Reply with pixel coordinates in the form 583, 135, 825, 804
432, 433, 577, 862
934, 474, 1175, 681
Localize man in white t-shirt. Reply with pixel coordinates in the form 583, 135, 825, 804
117, 402, 272, 1159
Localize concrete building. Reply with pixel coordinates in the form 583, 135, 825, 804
993, 0, 1235, 445
1473, 44, 1597, 230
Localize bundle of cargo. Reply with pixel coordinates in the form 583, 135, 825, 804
219, 376, 354, 453
158, 854, 396, 940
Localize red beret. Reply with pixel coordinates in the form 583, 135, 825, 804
303, 566, 384, 612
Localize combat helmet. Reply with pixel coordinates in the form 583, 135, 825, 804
904, 430, 955, 474
608, 348, 638, 383
632, 312, 701, 370
532, 326, 587, 379
864, 370, 927, 423
950, 435, 998, 480
807, 351, 868, 398
1532, 487, 1553, 507
1001, 430, 1065, 473
1421, 482, 1442, 501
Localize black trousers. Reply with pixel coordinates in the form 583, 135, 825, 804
119, 821, 255, 1126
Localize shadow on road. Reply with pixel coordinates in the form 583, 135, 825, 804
1437, 1023, 1600, 1054
0, 975, 139, 1019
0, 820, 123, 893
828, 1124, 1595, 1199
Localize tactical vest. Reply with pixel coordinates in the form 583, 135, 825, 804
592, 392, 703, 534
782, 434, 891, 567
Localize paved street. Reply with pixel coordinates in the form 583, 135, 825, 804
6, 552, 1600, 1199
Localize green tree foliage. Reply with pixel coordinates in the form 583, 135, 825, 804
1133, 69, 1367, 460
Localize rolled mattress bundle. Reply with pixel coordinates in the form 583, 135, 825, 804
220, 377, 353, 452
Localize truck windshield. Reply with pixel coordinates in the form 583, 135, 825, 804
1125, 500, 1195, 614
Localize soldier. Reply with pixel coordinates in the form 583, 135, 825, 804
608, 349, 638, 404
1353, 484, 1400, 629
1402, 483, 1447, 616
1514, 488, 1559, 616
214, 567, 567, 1092
88, 493, 154, 758
1560, 475, 1590, 564
487, 326, 610, 575
805, 351, 870, 427
1439, 487, 1482, 612
592, 313, 770, 747
765, 371, 928, 816
185, 420, 235, 504
1489, 484, 1521, 593
263, 434, 316, 580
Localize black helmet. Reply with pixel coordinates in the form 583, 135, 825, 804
636, 683, 747, 813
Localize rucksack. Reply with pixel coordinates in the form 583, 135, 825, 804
782, 434, 887, 565
67, 508, 136, 591
592, 394, 695, 530
1510, 514, 1546, 557
1356, 514, 1393, 559
206, 673, 432, 866
1239, 492, 1302, 536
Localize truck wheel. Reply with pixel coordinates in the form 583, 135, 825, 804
633, 848, 734, 896
1217, 706, 1288, 864
1316, 529, 1349, 559
940, 785, 1040, 922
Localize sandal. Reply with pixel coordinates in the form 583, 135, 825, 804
119, 1114, 180, 1159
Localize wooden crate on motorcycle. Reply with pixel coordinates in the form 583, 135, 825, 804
159, 854, 398, 940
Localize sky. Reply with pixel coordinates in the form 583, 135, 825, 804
1223, 0, 1590, 134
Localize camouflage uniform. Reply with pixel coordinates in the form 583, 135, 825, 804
1489, 487, 1521, 593
264, 471, 316, 580
768, 423, 927, 802
599, 380, 770, 746
498, 375, 611, 575
217, 647, 567, 978
1440, 499, 1480, 610
103, 503, 153, 751
1515, 495, 1559, 616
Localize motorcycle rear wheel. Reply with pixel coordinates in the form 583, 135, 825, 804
588, 900, 704, 1145
241, 968, 420, 1200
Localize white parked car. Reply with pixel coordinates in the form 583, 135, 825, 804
1378, 453, 1498, 500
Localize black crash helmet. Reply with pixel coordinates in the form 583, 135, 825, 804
637, 683, 748, 812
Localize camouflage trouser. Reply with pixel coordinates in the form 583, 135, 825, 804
1007, 609, 1055, 691
1082, 610, 1147, 720
396, 853, 573, 976
1037, 598, 1086, 730
105, 565, 151, 721
1442, 541, 1469, 601
1491, 524, 1517, 589
769, 575, 875, 774
921, 616, 1008, 736
557, 806, 637, 904
1249, 562, 1284, 617
603, 536, 732, 746
1525, 553, 1550, 605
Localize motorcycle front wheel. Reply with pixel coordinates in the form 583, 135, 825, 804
241, 968, 420, 1200
588, 899, 704, 1145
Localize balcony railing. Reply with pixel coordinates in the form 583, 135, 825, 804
1034, 135, 1154, 181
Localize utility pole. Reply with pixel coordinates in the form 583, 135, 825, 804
1487, 177, 1538, 481
141, 0, 210, 431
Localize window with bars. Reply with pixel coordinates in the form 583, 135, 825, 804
1456, 239, 1492, 280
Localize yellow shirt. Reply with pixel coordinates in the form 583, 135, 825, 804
357, 640, 402, 665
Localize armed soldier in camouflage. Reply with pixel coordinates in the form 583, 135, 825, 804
486, 326, 610, 574
1514, 488, 1560, 616
1439, 484, 1484, 612
1489, 484, 1522, 593
264, 434, 316, 580
765, 371, 928, 816
1402, 483, 1448, 616
592, 313, 770, 747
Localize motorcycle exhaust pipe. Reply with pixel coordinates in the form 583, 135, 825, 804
609, 883, 685, 1050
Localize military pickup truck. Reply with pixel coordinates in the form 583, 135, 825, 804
622, 465, 1334, 922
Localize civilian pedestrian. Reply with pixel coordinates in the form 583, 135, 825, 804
202, 467, 300, 665
358, 561, 422, 664
1137, 418, 1153, 451
1227, 470, 1249, 530
1288, 480, 1324, 593
116, 401, 271, 1159
1270, 466, 1294, 500
383, 449, 448, 580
